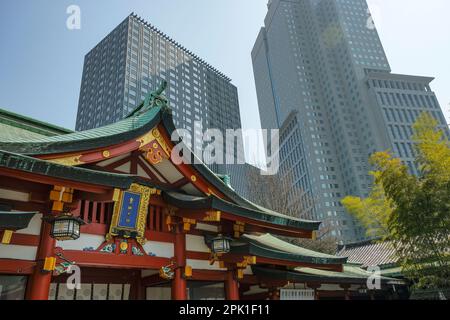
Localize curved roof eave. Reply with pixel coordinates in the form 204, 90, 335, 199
251, 265, 403, 286
163, 191, 320, 231
229, 234, 347, 265
0, 150, 164, 191
0, 106, 164, 155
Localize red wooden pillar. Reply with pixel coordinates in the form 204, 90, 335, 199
171, 226, 187, 300
27, 220, 55, 300
131, 271, 145, 300
307, 283, 321, 301
225, 270, 240, 300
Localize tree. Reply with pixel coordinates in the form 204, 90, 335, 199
246, 165, 338, 255
341, 178, 393, 239
342, 112, 450, 290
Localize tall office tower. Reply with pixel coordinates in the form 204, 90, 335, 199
252, 0, 450, 243
76, 14, 246, 194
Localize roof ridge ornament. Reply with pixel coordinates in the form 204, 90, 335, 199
128, 81, 169, 118
143, 80, 168, 110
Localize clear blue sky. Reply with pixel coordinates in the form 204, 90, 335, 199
0, 0, 449, 164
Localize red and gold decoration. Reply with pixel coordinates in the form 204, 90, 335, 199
106, 184, 157, 244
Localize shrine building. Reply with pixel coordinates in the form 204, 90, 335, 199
0, 83, 404, 300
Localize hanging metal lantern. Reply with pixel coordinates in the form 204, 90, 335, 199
211, 235, 232, 254
46, 215, 85, 241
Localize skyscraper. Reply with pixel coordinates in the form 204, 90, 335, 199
252, 0, 450, 243
76, 13, 246, 195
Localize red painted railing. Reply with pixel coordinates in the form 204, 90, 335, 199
74, 200, 167, 233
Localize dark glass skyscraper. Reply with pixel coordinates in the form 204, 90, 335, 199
252, 0, 450, 243
76, 14, 247, 195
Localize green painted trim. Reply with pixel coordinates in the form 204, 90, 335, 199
163, 192, 320, 231
251, 265, 402, 285
0, 150, 164, 191
230, 238, 347, 265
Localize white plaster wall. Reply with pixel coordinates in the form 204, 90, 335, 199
16, 213, 42, 236
143, 241, 174, 258
196, 223, 218, 233
243, 265, 253, 275
55, 234, 105, 251
186, 234, 210, 253
0, 188, 29, 202
0, 244, 37, 260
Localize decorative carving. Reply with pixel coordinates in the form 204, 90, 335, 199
137, 127, 172, 163
132, 246, 145, 256
100, 243, 116, 253
119, 240, 129, 254
159, 263, 175, 280
47, 155, 84, 167
146, 141, 166, 165
102, 150, 111, 158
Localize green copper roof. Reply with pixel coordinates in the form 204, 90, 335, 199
0, 122, 49, 141
0, 106, 163, 155
379, 266, 403, 278
252, 265, 404, 286
0, 107, 73, 141
163, 192, 320, 231
232, 234, 346, 265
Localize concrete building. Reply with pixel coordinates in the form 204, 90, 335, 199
252, 0, 450, 243
75, 13, 246, 194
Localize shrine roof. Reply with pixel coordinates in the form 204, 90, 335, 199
231, 234, 347, 265
0, 105, 163, 155
0, 107, 73, 142
337, 239, 398, 268
0, 83, 322, 234
163, 192, 321, 231
251, 265, 404, 286
0, 149, 163, 190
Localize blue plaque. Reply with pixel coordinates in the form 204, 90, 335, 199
107, 184, 155, 245
117, 191, 141, 229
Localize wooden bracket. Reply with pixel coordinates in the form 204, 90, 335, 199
203, 211, 221, 222
233, 221, 245, 238
50, 186, 74, 212
183, 218, 196, 232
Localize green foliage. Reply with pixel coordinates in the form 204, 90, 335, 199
341, 178, 393, 239
342, 112, 450, 289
